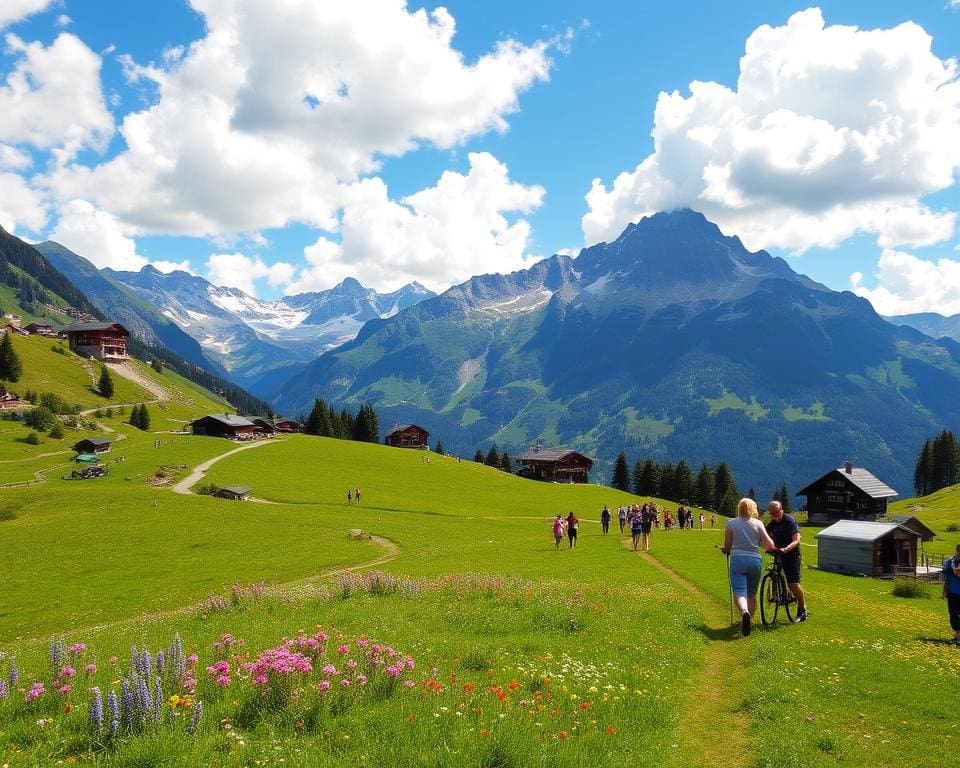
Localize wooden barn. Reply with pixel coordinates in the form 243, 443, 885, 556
190, 414, 257, 439
815, 520, 921, 576
74, 437, 112, 454
214, 485, 252, 501
273, 418, 303, 433
0, 387, 21, 409
797, 462, 898, 524
63, 321, 129, 361
517, 448, 593, 483
24, 322, 55, 336
385, 424, 429, 449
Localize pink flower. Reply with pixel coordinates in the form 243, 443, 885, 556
83, 664, 97, 676
322, 664, 337, 676
340, 678, 351, 687
187, 654, 198, 665
404, 680, 416, 689
346, 659, 358, 669
68, 643, 87, 655
58, 684, 72, 695
385, 666, 400, 678
25, 681, 44, 702
337, 644, 349, 654
356, 674, 368, 686
253, 674, 268, 685
319, 680, 330, 692
215, 675, 231, 687
59, 666, 76, 679
357, 639, 369, 648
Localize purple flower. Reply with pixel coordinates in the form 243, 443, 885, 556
153, 676, 163, 723
69, 643, 87, 655
49, 639, 64, 674
0, 679, 7, 699
385, 666, 400, 677
25, 681, 44, 702
214, 675, 230, 687
90, 687, 104, 733
84, 663, 97, 676
187, 700, 203, 735
340, 678, 351, 687
121, 679, 134, 727
321, 664, 337, 676
156, 650, 167, 677
107, 690, 120, 738
319, 680, 330, 692
8, 656, 18, 687
59, 666, 76, 679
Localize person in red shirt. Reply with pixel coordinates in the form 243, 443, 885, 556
566, 511, 579, 548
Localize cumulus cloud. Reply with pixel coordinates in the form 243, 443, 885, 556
0, 32, 114, 160
48, 0, 553, 238
0, 0, 54, 30
205, 252, 295, 296
0, 171, 46, 232
0, 143, 31, 170
286, 152, 544, 293
851, 249, 960, 315
50, 200, 148, 271
583, 8, 960, 253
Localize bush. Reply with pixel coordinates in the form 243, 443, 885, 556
0, 507, 16, 521
196, 483, 219, 496
24, 431, 41, 445
24, 406, 56, 431
51, 343, 66, 355
48, 423, 65, 440
891, 578, 933, 599
946, 523, 960, 533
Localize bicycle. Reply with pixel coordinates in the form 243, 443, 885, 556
759, 554, 797, 626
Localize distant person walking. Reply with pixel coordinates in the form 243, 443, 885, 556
630, 508, 643, 552
721, 498, 778, 637
699, 512, 705, 530
552, 514, 565, 551
355, 488, 361, 502
346, 489, 352, 503
566, 511, 579, 548
640, 503, 654, 552
601, 505, 611, 535
710, 513, 716, 528
618, 506, 627, 533
943, 543, 960, 643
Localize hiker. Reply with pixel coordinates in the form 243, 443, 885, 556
766, 500, 807, 622
552, 514, 566, 550
640, 503, 654, 552
710, 513, 716, 528
601, 505, 611, 534
630, 508, 643, 552
699, 512, 705, 530
346, 489, 352, 502
943, 543, 960, 643
618, 506, 627, 533
566, 511, 579, 548
721, 497, 778, 637
355, 488, 361, 502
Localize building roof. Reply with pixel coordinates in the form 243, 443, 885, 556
218, 485, 252, 495
63, 321, 129, 335
517, 447, 593, 464
815, 520, 917, 543
193, 413, 256, 428
385, 423, 428, 436
889, 515, 937, 542
797, 466, 898, 499
77, 437, 111, 447
74, 453, 100, 462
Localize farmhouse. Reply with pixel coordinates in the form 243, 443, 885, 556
273, 418, 303, 433
74, 437, 112, 453
0, 387, 21, 409
797, 462, 897, 524
517, 447, 594, 483
385, 424, 429, 449
63, 321, 129, 361
23, 322, 55, 336
815, 520, 921, 576
190, 413, 257, 439
214, 485, 252, 501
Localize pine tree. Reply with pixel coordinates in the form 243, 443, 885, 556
659, 463, 676, 501
151, 359, 163, 374
718, 487, 739, 518
638, 459, 660, 497
435, 440, 445, 456
611, 452, 630, 491
305, 399, 324, 435
129, 404, 142, 429
485, 445, 500, 467
474, 449, 485, 463
632, 460, 645, 495
500, 451, 512, 473
673, 460, 695, 502
98, 365, 114, 398
138, 404, 151, 431
695, 464, 715, 509
714, 462, 735, 510
779, 482, 792, 515
0, 332, 22, 382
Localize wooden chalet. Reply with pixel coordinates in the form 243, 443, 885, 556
517, 447, 593, 483
797, 462, 897, 524
815, 520, 920, 576
273, 418, 303, 433
190, 414, 257, 439
214, 485, 252, 501
63, 321, 129, 361
4, 324, 28, 336
251, 417, 277, 435
385, 423, 429, 449
74, 437, 112, 454
23, 322, 55, 336
0, 387, 21, 409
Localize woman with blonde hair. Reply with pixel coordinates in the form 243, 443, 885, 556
721, 497, 778, 636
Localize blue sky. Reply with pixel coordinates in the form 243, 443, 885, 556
1, 1, 959, 314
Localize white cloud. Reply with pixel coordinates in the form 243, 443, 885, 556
0, 32, 114, 160
0, 143, 31, 170
151, 260, 193, 274
0, 0, 53, 30
205, 251, 294, 296
50, 200, 147, 271
851, 248, 960, 315
0, 171, 46, 232
287, 152, 544, 293
583, 8, 960, 254
49, 0, 553, 238
55, 15, 71, 27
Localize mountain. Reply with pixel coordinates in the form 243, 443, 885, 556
104, 268, 434, 394
886, 312, 960, 343
271, 209, 960, 497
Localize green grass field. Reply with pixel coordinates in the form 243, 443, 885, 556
1, 350, 959, 767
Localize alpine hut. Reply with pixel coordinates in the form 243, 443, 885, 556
385, 424, 429, 449
190, 414, 257, 439
517, 448, 593, 483
63, 322, 129, 361
815, 520, 921, 576
797, 462, 898, 524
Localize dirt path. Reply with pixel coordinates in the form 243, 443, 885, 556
107, 361, 173, 401
172, 440, 277, 494
635, 549, 752, 768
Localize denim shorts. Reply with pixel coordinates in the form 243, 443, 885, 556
729, 553, 762, 597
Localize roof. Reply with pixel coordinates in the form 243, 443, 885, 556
63, 321, 129, 335
218, 486, 252, 495
386, 423, 428, 436
815, 520, 917, 542
517, 448, 593, 464
74, 453, 99, 462
193, 414, 255, 428
77, 437, 111, 447
797, 467, 898, 499
889, 515, 937, 542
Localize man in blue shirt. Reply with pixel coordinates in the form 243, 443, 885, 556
766, 501, 808, 622
943, 544, 960, 643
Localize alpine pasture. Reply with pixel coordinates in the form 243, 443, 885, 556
1, 338, 958, 767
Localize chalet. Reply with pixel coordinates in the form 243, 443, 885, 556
251, 417, 277, 435
63, 322, 129, 361
214, 485, 252, 501
190, 414, 257, 439
74, 437, 112, 454
797, 462, 897, 524
23, 322, 55, 336
0, 387, 21, 409
517, 447, 594, 483
4, 324, 28, 336
385, 424, 429, 449
273, 418, 303, 433
815, 520, 921, 576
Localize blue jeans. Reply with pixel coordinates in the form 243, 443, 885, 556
729, 553, 762, 597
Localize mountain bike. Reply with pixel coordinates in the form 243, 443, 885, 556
759, 554, 796, 626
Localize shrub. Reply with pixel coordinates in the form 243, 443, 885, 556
0, 507, 16, 521
24, 406, 55, 431
48, 423, 65, 440
946, 523, 960, 533
891, 578, 933, 599
196, 483, 219, 496
51, 343, 66, 355
24, 431, 41, 445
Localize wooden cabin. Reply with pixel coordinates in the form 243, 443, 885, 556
0, 387, 21, 409
385, 423, 429, 449
63, 322, 129, 361
24, 322, 56, 336
815, 520, 921, 576
517, 448, 593, 483
797, 462, 897, 523
214, 485, 252, 501
273, 418, 303, 433
74, 437, 112, 454
190, 414, 257, 439
251, 417, 277, 435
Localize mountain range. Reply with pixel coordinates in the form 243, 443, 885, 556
886, 312, 960, 344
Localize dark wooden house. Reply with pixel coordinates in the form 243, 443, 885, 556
815, 520, 920, 576
517, 448, 593, 483
190, 414, 257, 439
385, 423, 429, 449
74, 437, 112, 453
24, 322, 56, 336
251, 418, 277, 435
63, 322, 129, 361
273, 418, 303, 433
0, 387, 21, 409
797, 462, 897, 524
214, 485, 252, 501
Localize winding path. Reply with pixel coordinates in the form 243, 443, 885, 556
172, 439, 278, 494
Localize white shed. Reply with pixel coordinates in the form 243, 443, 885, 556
815, 520, 920, 576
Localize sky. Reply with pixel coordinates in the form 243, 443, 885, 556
1, 1, 959, 315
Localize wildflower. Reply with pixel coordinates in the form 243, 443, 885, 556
322, 664, 337, 676
36, 718, 52, 727
187, 654, 198, 665
346, 659, 358, 669
340, 678, 351, 687
319, 680, 330, 692
479, 729, 488, 738
0, 680, 6, 699
404, 680, 415, 689
337, 645, 349, 654
84, 664, 97, 676
215, 675, 231, 687
69, 643, 87, 655
464, 683, 474, 693
606, 726, 616, 735
580, 702, 590, 710
356, 674, 368, 686
58, 684, 73, 695
109, 656, 117, 667
25, 681, 44, 702
188, 700, 203, 735
557, 730, 569, 740
8, 656, 18, 688
508, 681, 520, 691
385, 666, 401, 677
59, 666, 76, 679
107, 690, 119, 738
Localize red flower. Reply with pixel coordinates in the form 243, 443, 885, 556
508, 681, 519, 691
606, 726, 616, 735
557, 730, 569, 740
479, 729, 488, 738
464, 683, 474, 693
579, 702, 590, 710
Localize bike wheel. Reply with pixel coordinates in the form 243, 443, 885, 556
759, 572, 779, 626
779, 572, 796, 623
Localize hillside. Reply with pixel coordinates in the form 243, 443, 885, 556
272, 209, 960, 498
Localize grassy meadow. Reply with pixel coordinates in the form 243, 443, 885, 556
1, 347, 959, 766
